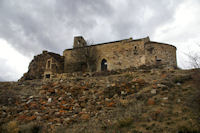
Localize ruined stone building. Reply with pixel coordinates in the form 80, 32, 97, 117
20, 36, 177, 80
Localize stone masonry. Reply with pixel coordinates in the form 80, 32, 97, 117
63, 36, 177, 73
20, 36, 177, 80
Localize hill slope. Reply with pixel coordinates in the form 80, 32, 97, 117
0, 69, 200, 132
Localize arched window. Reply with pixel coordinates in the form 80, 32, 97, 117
101, 59, 107, 71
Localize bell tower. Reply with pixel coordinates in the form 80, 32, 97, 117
73, 36, 87, 48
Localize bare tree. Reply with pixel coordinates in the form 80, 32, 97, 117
185, 44, 200, 69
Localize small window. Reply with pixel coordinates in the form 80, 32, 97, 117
155, 56, 162, 62
46, 74, 50, 78
147, 47, 154, 54
47, 60, 51, 68
77, 40, 80, 44
133, 46, 138, 55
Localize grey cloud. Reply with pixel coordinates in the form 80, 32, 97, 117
108, 0, 182, 40
0, 0, 113, 56
0, 0, 182, 58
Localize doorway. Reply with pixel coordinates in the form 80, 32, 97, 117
101, 59, 107, 71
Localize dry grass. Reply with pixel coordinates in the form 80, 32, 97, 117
0, 89, 18, 106
1, 121, 19, 133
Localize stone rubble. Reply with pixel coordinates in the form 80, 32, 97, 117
0, 69, 199, 132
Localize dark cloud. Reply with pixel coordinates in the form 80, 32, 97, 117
0, 0, 182, 57
108, 0, 182, 40
0, 0, 113, 56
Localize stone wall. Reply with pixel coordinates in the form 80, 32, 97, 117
20, 51, 63, 81
144, 42, 177, 68
44, 57, 64, 79
63, 37, 150, 72
21, 36, 177, 81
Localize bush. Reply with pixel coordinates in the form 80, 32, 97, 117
177, 126, 200, 133
172, 75, 192, 83
1, 121, 19, 133
192, 70, 200, 111
19, 122, 42, 133
116, 117, 133, 128
0, 89, 18, 106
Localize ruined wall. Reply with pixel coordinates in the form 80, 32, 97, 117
20, 51, 63, 81
44, 57, 64, 79
73, 36, 87, 48
144, 42, 177, 68
63, 37, 150, 72
62, 49, 84, 73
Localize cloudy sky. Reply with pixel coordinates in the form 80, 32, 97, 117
0, 0, 200, 81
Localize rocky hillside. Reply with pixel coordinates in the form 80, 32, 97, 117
0, 68, 200, 133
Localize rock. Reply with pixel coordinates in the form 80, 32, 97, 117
26, 99, 33, 104
80, 114, 90, 120
157, 84, 167, 88
64, 117, 70, 122
55, 112, 60, 115
177, 99, 181, 103
34, 112, 39, 115
80, 102, 86, 108
151, 89, 157, 94
48, 98, 52, 103
113, 94, 118, 98
107, 102, 115, 107
105, 98, 111, 102
121, 91, 127, 95
58, 97, 62, 101
66, 93, 71, 96
119, 99, 129, 106
39, 90, 46, 95
74, 103, 80, 107
82, 108, 87, 112
29, 96, 34, 99
56, 123, 61, 126
36, 116, 42, 120
147, 99, 155, 105
26, 115, 36, 121
163, 97, 168, 100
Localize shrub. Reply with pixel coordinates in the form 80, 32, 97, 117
177, 126, 200, 133
116, 117, 133, 128
1, 121, 19, 133
19, 122, 42, 133
0, 89, 18, 106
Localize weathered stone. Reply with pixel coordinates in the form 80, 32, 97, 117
163, 97, 168, 100
20, 51, 64, 81
147, 99, 155, 105
80, 114, 90, 120
151, 89, 157, 94
157, 84, 167, 89
48, 98, 52, 103
121, 91, 127, 95
119, 99, 129, 106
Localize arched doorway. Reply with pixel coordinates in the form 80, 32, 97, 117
101, 59, 107, 71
